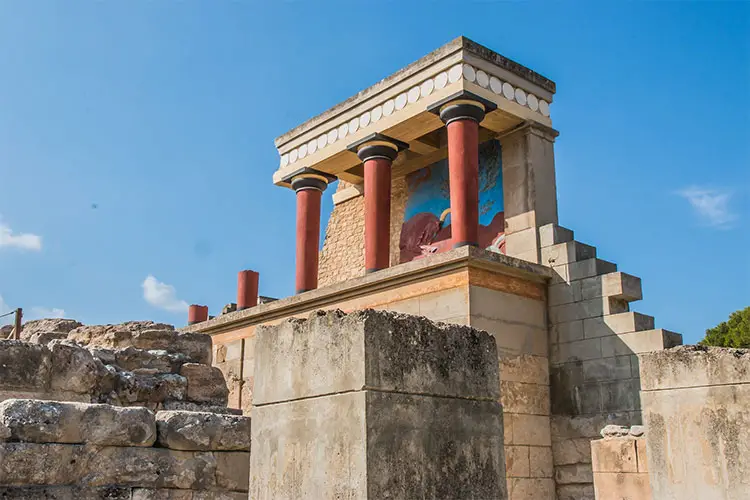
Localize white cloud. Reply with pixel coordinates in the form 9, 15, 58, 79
0, 219, 42, 251
677, 187, 737, 229
29, 306, 66, 319
142, 275, 189, 314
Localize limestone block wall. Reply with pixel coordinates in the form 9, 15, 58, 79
590, 426, 651, 500
0, 399, 250, 498
318, 176, 408, 288
534, 223, 682, 500
640, 345, 750, 499
250, 310, 507, 499
0, 322, 233, 414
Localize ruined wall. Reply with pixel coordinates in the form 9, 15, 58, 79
0, 321, 233, 414
640, 345, 750, 499
0, 399, 250, 498
318, 177, 409, 288
591, 425, 651, 500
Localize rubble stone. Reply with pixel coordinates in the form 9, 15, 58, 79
0, 341, 52, 390
0, 399, 156, 446
156, 411, 251, 451
180, 364, 229, 406
48, 340, 104, 394
18, 319, 83, 342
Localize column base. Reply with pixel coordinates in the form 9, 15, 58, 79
452, 241, 480, 249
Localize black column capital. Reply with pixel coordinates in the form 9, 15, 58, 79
347, 133, 409, 163
282, 167, 336, 193
427, 90, 497, 125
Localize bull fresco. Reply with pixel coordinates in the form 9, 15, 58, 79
399, 139, 504, 263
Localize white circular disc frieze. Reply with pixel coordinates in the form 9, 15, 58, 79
308, 139, 317, 154
359, 111, 371, 128
435, 71, 448, 89
489, 76, 503, 94
448, 64, 462, 83
514, 88, 527, 106
280, 154, 289, 167
299, 144, 307, 159
527, 94, 539, 111
420, 79, 434, 98
407, 86, 420, 103
327, 129, 338, 144
476, 70, 489, 88
338, 123, 349, 139
539, 100, 550, 117
371, 105, 383, 122
395, 92, 408, 110
349, 117, 359, 133
383, 99, 395, 116
462, 64, 476, 82
317, 134, 327, 149
289, 149, 298, 164
502, 82, 515, 100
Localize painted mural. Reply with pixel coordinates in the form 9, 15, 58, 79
399, 139, 505, 263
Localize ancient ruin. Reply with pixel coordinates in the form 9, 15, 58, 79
1, 36, 747, 499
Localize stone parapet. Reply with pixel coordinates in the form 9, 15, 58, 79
591, 426, 651, 500
250, 310, 507, 499
0, 400, 250, 498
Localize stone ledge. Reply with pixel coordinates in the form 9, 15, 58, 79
640, 344, 750, 391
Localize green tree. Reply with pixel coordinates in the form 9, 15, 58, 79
699, 306, 750, 348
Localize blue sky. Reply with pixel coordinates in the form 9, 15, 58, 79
0, 2, 747, 344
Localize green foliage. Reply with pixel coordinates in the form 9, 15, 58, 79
699, 306, 750, 348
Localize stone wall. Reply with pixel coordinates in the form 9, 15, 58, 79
533, 223, 682, 500
318, 176, 409, 288
591, 425, 651, 500
250, 310, 507, 499
0, 399, 250, 499
0, 320, 232, 414
640, 345, 750, 499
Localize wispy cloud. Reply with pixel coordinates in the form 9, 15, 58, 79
0, 218, 42, 251
677, 187, 737, 229
142, 275, 189, 314
29, 306, 66, 319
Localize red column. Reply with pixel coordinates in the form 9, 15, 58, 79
364, 157, 392, 272
294, 186, 323, 294
446, 118, 480, 247
237, 270, 259, 310
188, 304, 208, 325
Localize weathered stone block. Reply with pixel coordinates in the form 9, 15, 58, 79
155, 410, 251, 451
579, 272, 642, 302
601, 329, 682, 357
538, 223, 574, 248
601, 379, 641, 412
500, 381, 550, 415
592, 471, 652, 500
551, 320, 584, 344
253, 310, 499, 405
529, 446, 554, 478
551, 338, 602, 365
509, 414, 551, 446
552, 438, 593, 466
214, 451, 250, 492
507, 477, 555, 500
0, 443, 86, 485
179, 364, 229, 406
582, 356, 632, 382
554, 463, 593, 484
583, 311, 654, 338
554, 258, 616, 283
18, 319, 83, 342
556, 483, 595, 500
540, 241, 596, 266
112, 372, 187, 407
549, 297, 629, 324
591, 437, 637, 473
639, 344, 749, 391
500, 355, 549, 385
505, 445, 530, 477
0, 486, 130, 499
48, 340, 104, 394
548, 282, 582, 307
0, 340, 51, 390
0, 399, 155, 446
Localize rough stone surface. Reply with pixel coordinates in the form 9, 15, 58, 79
253, 309, 500, 405
0, 341, 52, 390
17, 319, 83, 342
640, 345, 750, 499
156, 411, 251, 451
250, 309, 506, 499
179, 364, 229, 406
48, 340, 106, 394
0, 399, 156, 446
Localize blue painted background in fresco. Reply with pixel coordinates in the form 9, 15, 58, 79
403, 139, 504, 226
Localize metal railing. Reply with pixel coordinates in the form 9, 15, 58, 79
2, 308, 22, 340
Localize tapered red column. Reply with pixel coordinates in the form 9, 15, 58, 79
351, 135, 407, 273
188, 304, 208, 325
292, 173, 330, 294
237, 270, 259, 310
439, 99, 486, 248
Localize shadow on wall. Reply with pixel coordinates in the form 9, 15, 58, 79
399, 139, 506, 263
